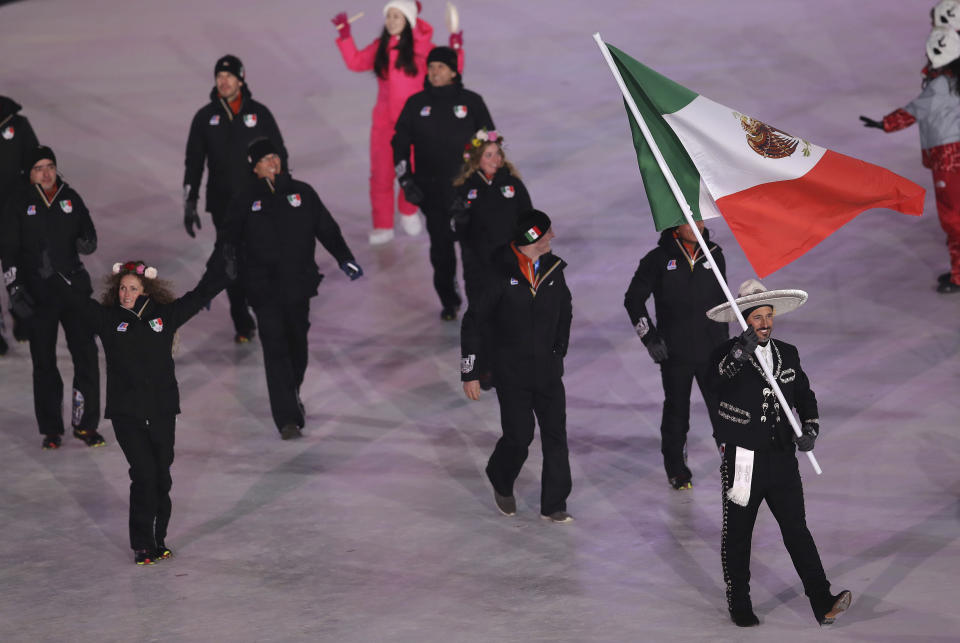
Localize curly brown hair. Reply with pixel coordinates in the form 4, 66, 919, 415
453, 140, 521, 187
100, 262, 177, 307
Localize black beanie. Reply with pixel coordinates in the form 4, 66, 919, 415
247, 137, 278, 168
215, 54, 245, 81
23, 145, 56, 174
514, 209, 552, 246
426, 47, 459, 75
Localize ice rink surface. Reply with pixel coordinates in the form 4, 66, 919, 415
1, 0, 958, 641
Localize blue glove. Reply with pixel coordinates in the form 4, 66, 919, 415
340, 260, 363, 280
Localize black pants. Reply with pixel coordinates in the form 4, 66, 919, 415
421, 191, 460, 310
253, 300, 310, 431
211, 204, 255, 336
659, 358, 722, 481
28, 282, 100, 436
487, 379, 571, 515
720, 447, 831, 613
112, 415, 176, 551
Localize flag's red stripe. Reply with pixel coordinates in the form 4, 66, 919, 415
716, 149, 925, 277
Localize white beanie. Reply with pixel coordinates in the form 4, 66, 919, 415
383, 0, 417, 28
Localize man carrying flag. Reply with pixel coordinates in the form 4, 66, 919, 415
592, 36, 922, 627
706, 280, 851, 627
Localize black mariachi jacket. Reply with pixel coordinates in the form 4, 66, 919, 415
708, 338, 819, 452
623, 228, 728, 363
183, 85, 287, 214
0, 96, 39, 203
77, 261, 229, 420
0, 180, 97, 300
392, 82, 494, 186
221, 173, 355, 307
453, 168, 532, 263
461, 245, 572, 389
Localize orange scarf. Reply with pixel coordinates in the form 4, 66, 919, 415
511, 242, 537, 286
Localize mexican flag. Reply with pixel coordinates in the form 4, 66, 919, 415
606, 43, 925, 277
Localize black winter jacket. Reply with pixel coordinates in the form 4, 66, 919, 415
454, 168, 532, 264
220, 173, 355, 307
707, 338, 819, 452
0, 96, 39, 204
183, 85, 287, 214
624, 228, 728, 363
391, 83, 494, 187
1, 180, 97, 300
461, 245, 572, 388
76, 261, 229, 420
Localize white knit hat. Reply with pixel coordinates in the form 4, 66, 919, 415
383, 0, 417, 28
706, 278, 807, 323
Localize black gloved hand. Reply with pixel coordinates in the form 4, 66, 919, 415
7, 285, 35, 320
75, 235, 97, 255
729, 326, 759, 362
222, 243, 238, 282
645, 336, 669, 363
794, 422, 818, 452
397, 173, 423, 205
859, 116, 883, 130
450, 197, 470, 229
340, 260, 363, 280
184, 198, 201, 238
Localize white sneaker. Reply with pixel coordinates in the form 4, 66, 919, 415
400, 213, 422, 236
369, 228, 395, 245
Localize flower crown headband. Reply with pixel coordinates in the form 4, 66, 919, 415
113, 261, 158, 280
463, 128, 503, 160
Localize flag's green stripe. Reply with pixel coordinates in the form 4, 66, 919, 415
608, 44, 698, 114
609, 43, 702, 231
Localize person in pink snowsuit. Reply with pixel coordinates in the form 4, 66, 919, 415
333, 1, 464, 245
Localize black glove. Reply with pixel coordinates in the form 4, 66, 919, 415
7, 285, 35, 320
184, 197, 201, 238
340, 260, 363, 280
450, 198, 470, 229
397, 173, 423, 205
75, 235, 97, 255
794, 422, 818, 452
222, 244, 238, 282
645, 336, 669, 363
859, 116, 883, 130
729, 327, 759, 362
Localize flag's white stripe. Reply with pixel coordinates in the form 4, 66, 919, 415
664, 95, 826, 200
699, 178, 722, 221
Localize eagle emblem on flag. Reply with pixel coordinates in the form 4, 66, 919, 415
148, 318, 163, 333
243, 113, 258, 128
60, 200, 73, 213
453, 105, 468, 118
501, 185, 515, 198
287, 193, 302, 207
735, 113, 811, 159
1, 126, 13, 140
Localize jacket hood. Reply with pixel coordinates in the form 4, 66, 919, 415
0, 95, 23, 121
209, 82, 252, 104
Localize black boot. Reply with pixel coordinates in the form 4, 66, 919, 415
812, 590, 852, 625
729, 607, 760, 627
